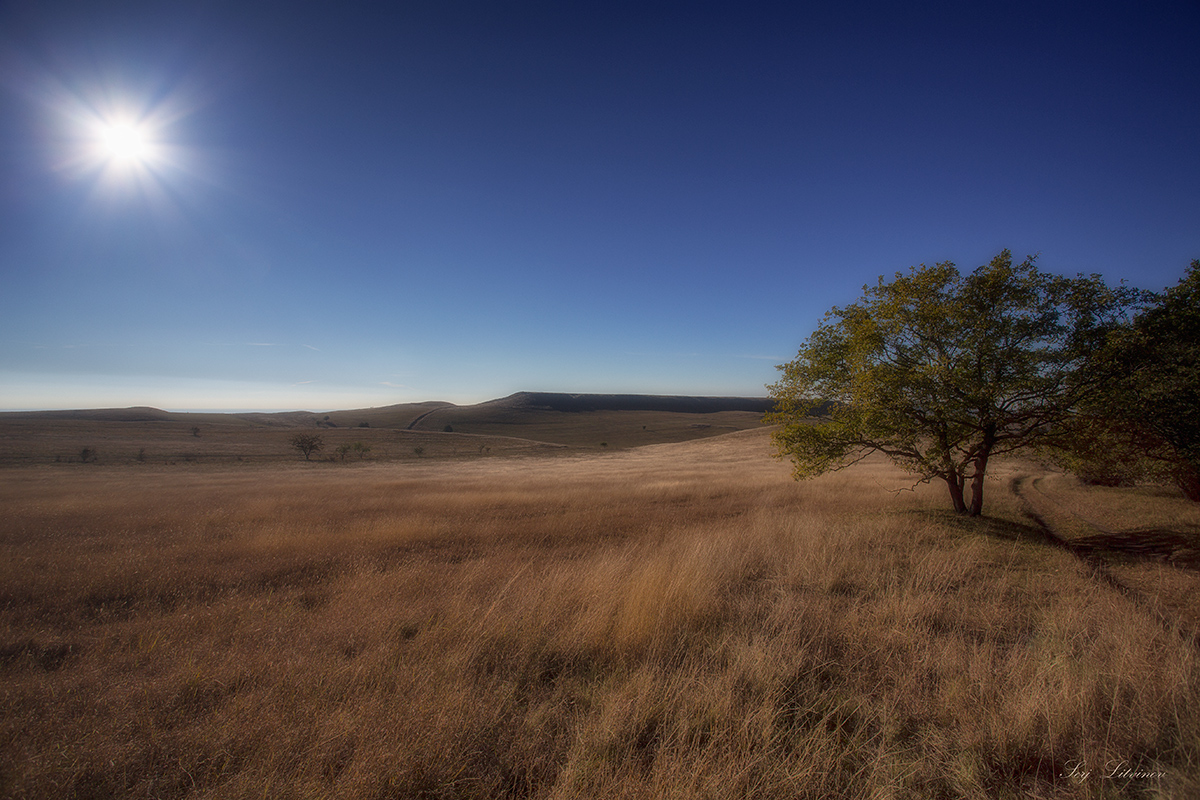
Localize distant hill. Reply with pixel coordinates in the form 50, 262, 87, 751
391, 392, 773, 448
0, 392, 774, 454
472, 392, 773, 414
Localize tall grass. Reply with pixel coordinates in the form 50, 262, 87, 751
1, 430, 1197, 798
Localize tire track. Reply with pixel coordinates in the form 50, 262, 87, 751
1010, 472, 1200, 649
405, 408, 442, 431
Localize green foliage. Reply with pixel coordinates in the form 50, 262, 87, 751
1050, 416, 1153, 486
1071, 260, 1200, 499
767, 250, 1138, 515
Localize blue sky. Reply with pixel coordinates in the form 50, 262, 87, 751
1, 1, 1197, 410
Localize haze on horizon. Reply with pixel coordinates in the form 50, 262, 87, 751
2, 2, 1197, 412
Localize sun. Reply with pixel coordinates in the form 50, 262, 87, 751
99, 122, 149, 162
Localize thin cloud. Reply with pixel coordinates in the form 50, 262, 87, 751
301, 344, 321, 352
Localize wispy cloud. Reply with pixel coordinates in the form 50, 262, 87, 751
623, 351, 701, 359
302, 344, 321, 352
380, 381, 407, 388
292, 379, 319, 385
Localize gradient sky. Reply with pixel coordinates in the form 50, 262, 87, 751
2, 1, 1197, 410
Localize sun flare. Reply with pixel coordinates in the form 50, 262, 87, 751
100, 122, 148, 162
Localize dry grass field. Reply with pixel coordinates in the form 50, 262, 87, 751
2, 426, 1199, 798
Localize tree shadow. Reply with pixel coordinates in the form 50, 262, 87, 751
922, 508, 1064, 550
1003, 474, 1200, 573
921, 507, 1200, 573
1068, 528, 1200, 571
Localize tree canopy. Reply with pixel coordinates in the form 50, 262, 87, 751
290, 433, 324, 461
766, 250, 1139, 516
1072, 260, 1200, 499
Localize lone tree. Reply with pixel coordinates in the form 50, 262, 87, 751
767, 250, 1138, 516
290, 433, 324, 461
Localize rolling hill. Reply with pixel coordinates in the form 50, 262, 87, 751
0, 392, 775, 464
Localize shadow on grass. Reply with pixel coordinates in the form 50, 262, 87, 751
930, 507, 1200, 573
919, 508, 1063, 550
1006, 474, 1200, 573
1069, 528, 1200, 571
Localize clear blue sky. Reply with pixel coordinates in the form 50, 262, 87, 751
2, 1, 1197, 410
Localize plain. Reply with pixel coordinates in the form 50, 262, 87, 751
2, 426, 1199, 799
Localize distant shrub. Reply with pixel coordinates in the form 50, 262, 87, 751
290, 433, 324, 461
413, 445, 425, 457
136, 448, 146, 463
443, 424, 454, 433
191, 426, 200, 437
352, 442, 371, 459
358, 422, 370, 428
79, 447, 95, 463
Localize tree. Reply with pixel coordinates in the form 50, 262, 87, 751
1049, 415, 1150, 487
290, 433, 324, 461
1071, 260, 1200, 500
766, 251, 1138, 516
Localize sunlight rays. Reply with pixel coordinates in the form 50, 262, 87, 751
21, 63, 215, 208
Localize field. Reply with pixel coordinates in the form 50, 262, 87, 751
2, 417, 1200, 798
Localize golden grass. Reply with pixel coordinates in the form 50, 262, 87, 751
1, 429, 1197, 798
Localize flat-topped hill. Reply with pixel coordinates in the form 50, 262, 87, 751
478, 392, 774, 414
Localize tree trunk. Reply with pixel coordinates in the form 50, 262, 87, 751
945, 472, 967, 514
968, 458, 988, 516
968, 427, 997, 517
1177, 463, 1200, 502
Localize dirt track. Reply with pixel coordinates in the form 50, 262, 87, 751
1012, 472, 1200, 569
1010, 470, 1200, 648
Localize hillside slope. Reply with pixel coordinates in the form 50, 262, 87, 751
397, 392, 771, 448
0, 392, 773, 461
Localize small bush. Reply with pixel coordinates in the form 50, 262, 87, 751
290, 434, 324, 461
